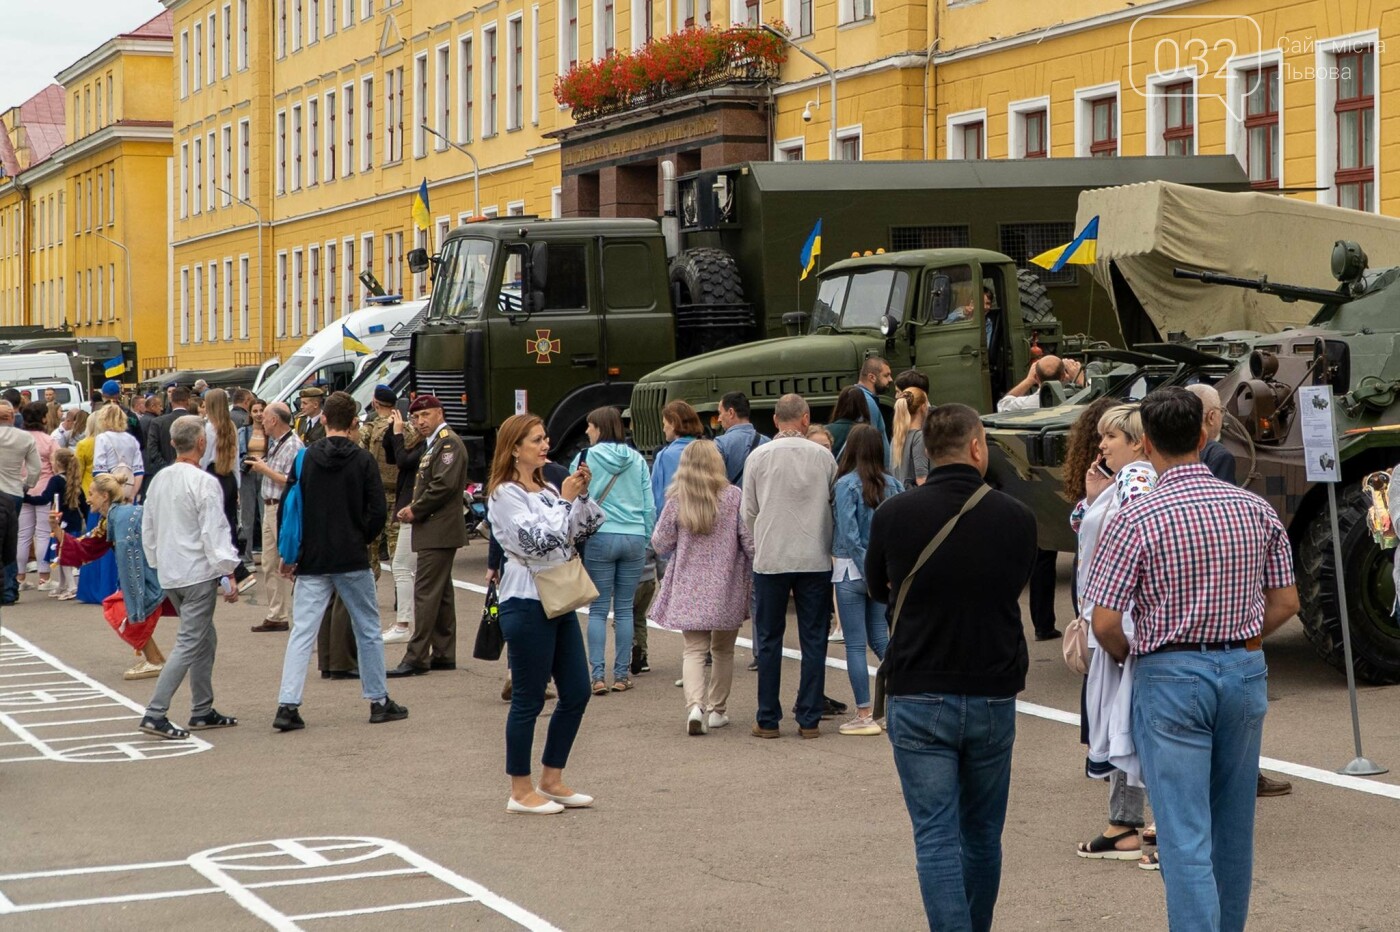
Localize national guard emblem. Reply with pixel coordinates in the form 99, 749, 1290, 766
528, 329, 562, 364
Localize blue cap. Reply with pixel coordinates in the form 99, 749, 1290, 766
101, 379, 122, 397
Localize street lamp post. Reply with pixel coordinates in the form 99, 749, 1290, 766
92, 230, 134, 343
215, 186, 266, 357
759, 23, 840, 160
421, 123, 481, 218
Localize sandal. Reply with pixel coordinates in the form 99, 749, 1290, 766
138, 716, 191, 740
188, 709, 239, 730
592, 680, 608, 696
611, 678, 633, 692
1142, 824, 1158, 846
1075, 829, 1142, 860
1138, 851, 1161, 871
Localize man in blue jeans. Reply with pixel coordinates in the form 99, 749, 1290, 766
741, 393, 836, 738
273, 391, 407, 731
865, 404, 1037, 931
1086, 388, 1297, 932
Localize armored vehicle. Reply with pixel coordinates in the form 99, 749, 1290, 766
986, 240, 1400, 684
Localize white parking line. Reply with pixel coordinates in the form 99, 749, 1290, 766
441, 573, 1400, 801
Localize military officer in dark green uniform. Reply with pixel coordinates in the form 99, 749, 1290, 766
388, 394, 468, 676
294, 387, 327, 443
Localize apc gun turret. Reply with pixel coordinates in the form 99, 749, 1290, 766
1171, 239, 1370, 305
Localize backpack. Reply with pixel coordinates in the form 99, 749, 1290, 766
277, 449, 308, 565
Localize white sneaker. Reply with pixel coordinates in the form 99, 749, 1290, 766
687, 705, 708, 736
674, 677, 683, 688
123, 660, 164, 680
56, 590, 77, 601
828, 630, 844, 643
382, 624, 412, 643
47, 587, 62, 598
707, 711, 730, 729
838, 714, 883, 736
37, 578, 59, 592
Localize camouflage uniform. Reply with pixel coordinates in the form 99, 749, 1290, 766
361, 414, 417, 563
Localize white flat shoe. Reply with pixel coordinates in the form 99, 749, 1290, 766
507, 796, 564, 815
687, 705, 708, 736
708, 711, 730, 729
538, 789, 594, 808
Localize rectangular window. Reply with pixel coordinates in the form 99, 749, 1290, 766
208, 13, 217, 84
436, 45, 451, 147
484, 26, 498, 137
238, 119, 251, 198
292, 0, 303, 49
361, 232, 373, 302
180, 267, 190, 342
276, 110, 288, 193
96, 81, 103, 127
326, 241, 337, 326
180, 143, 190, 216
291, 104, 303, 190
193, 266, 203, 342
107, 75, 114, 122
839, 0, 870, 24
96, 267, 103, 323
292, 248, 303, 336
97, 175, 104, 227
385, 67, 403, 163
598, 0, 614, 56
221, 124, 233, 204
1335, 48, 1375, 212
798, 0, 813, 38
309, 245, 321, 332
508, 17, 523, 131
223, 258, 234, 339
413, 53, 428, 157
276, 251, 288, 336
1024, 109, 1047, 158
362, 0, 371, 19
531, 5, 540, 124
193, 21, 203, 90
326, 0, 336, 35
180, 31, 190, 96
1161, 81, 1194, 156
361, 75, 374, 171
207, 131, 217, 210
342, 82, 355, 176
238, 0, 249, 70
1243, 66, 1279, 188
326, 91, 337, 181
631, 0, 652, 50
193, 137, 204, 212
208, 262, 218, 341
343, 237, 356, 315
459, 35, 474, 143
309, 0, 319, 42
109, 168, 115, 223
562, 1, 577, 69
239, 255, 250, 338
222, 4, 232, 77
961, 122, 984, 159
1000, 221, 1076, 286
110, 264, 116, 321
413, 228, 428, 296
308, 97, 320, 185
1091, 97, 1117, 157
837, 130, 861, 161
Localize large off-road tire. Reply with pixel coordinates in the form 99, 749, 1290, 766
671, 248, 747, 357
1296, 483, 1400, 684
1017, 267, 1057, 326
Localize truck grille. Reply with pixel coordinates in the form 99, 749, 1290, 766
747, 374, 844, 401
415, 370, 470, 431
630, 384, 668, 453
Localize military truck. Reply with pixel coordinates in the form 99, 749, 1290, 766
985, 241, 1400, 684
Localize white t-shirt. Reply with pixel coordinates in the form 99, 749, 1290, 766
93, 430, 144, 477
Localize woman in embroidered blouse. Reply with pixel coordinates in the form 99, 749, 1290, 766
1071, 402, 1157, 866
651, 440, 754, 735
488, 413, 605, 815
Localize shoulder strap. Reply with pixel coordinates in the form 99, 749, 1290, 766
890, 484, 991, 634
595, 467, 624, 505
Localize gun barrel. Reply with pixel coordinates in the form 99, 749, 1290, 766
1171, 267, 1343, 305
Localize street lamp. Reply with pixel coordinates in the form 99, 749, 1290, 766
759, 23, 840, 160
421, 123, 481, 218
92, 230, 133, 343
215, 185, 266, 357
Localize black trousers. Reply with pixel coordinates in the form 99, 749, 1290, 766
1029, 549, 1058, 636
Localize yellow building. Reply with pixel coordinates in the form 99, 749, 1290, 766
0, 86, 67, 329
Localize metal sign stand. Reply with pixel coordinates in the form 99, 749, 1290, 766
1300, 384, 1387, 776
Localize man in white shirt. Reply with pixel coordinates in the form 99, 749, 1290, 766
139, 416, 242, 740
995, 355, 1085, 413
0, 401, 40, 605
742, 393, 838, 739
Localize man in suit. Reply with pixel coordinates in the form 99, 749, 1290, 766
294, 387, 327, 444
387, 394, 468, 677
144, 385, 192, 482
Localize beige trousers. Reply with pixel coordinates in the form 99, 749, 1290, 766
261, 501, 293, 623
681, 629, 739, 714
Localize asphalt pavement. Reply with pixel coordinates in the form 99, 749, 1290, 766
0, 547, 1396, 931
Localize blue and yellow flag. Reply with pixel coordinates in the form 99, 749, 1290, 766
1031, 216, 1099, 272
411, 178, 431, 232
799, 219, 823, 281
342, 324, 372, 356
102, 355, 126, 378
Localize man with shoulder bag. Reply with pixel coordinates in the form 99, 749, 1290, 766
866, 403, 1037, 932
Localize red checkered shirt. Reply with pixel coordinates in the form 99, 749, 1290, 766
1082, 463, 1295, 655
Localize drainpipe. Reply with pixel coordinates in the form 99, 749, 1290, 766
660, 160, 678, 260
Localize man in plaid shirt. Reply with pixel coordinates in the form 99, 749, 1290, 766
1084, 388, 1298, 932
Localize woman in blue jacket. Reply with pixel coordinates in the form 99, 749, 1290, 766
572, 407, 655, 694
831, 424, 902, 736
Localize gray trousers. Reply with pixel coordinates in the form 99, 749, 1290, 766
145, 579, 221, 721
1109, 769, 1148, 828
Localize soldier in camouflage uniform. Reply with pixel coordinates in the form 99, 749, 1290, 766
361, 387, 413, 563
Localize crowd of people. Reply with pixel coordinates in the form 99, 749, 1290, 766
0, 358, 1303, 931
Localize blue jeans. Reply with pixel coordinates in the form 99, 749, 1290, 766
1132, 647, 1267, 932
2, 495, 19, 603
500, 598, 591, 777
583, 532, 646, 681
752, 571, 830, 729
835, 576, 888, 709
279, 570, 389, 706
887, 693, 1017, 932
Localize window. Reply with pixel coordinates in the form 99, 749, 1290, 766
223, 258, 234, 339
436, 217, 450, 249
276, 251, 288, 336
385, 67, 403, 163
292, 248, 303, 336
840, 0, 871, 25
1335, 47, 1375, 212
384, 231, 404, 296
1007, 99, 1049, 159
291, 104, 303, 190
484, 26, 498, 137
326, 241, 337, 325
541, 244, 589, 310
561, 0, 577, 70
239, 255, 250, 338
221, 124, 233, 204
362, 0, 371, 20
96, 267, 103, 322
309, 0, 319, 42
106, 75, 114, 122
1000, 222, 1076, 286
308, 98, 320, 184
309, 245, 321, 332
1075, 85, 1119, 158
276, 110, 288, 193
459, 35, 474, 142
325, 91, 337, 181
180, 143, 190, 216
1242, 65, 1279, 188
631, 0, 652, 50
222, 4, 232, 77
109, 168, 115, 224
775, 140, 804, 161
193, 21, 203, 90
238, 0, 249, 70
947, 112, 985, 159
1160, 80, 1195, 155
436, 45, 451, 147
193, 265, 203, 342
96, 81, 103, 127
1092, 99, 1116, 156
326, 0, 336, 35
343, 237, 356, 315
413, 228, 427, 296
596, 0, 614, 57
110, 265, 117, 322
531, 5, 540, 124
238, 119, 251, 198
208, 13, 217, 84
292, 0, 303, 50
413, 53, 428, 157
97, 174, 104, 227
508, 17, 523, 130
208, 262, 218, 341
180, 31, 190, 96
278, 0, 287, 56
361, 232, 373, 300
193, 137, 204, 212
180, 267, 190, 342
361, 75, 374, 171
889, 225, 969, 251
836, 127, 861, 161
207, 131, 217, 210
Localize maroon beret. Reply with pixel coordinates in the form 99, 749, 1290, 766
408, 394, 443, 413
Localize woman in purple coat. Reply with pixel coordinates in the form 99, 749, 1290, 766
650, 440, 755, 735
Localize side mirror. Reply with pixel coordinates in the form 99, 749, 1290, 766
406, 248, 431, 274
929, 274, 952, 322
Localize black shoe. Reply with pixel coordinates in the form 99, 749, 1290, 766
327, 669, 360, 680
429, 660, 456, 671
386, 662, 429, 678
370, 698, 409, 723
273, 704, 305, 732
138, 715, 191, 740
1034, 629, 1063, 642
747, 659, 759, 671
821, 695, 848, 719
638, 653, 650, 674
630, 644, 643, 676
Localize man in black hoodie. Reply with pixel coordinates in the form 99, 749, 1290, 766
273, 391, 407, 731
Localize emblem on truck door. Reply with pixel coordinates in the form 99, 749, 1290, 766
528, 329, 562, 364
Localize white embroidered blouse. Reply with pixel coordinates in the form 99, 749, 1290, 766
488, 481, 605, 602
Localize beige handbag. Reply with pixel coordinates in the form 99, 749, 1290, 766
1062, 615, 1090, 675
534, 557, 599, 619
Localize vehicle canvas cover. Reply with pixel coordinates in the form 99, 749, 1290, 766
1076, 181, 1400, 338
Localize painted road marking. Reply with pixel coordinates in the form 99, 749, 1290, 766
0, 837, 563, 931
437, 571, 1400, 802
0, 630, 212, 763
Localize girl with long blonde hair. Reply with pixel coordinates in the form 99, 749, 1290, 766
201, 388, 241, 548
650, 440, 755, 736
890, 386, 930, 489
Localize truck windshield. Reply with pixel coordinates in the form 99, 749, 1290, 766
430, 238, 497, 319
810, 269, 909, 331
257, 353, 315, 400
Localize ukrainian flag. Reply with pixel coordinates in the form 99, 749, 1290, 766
799, 219, 822, 281
411, 178, 431, 233
102, 355, 126, 378
342, 324, 373, 356
1031, 216, 1099, 273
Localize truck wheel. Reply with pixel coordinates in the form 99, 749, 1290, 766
671, 248, 747, 357
1017, 268, 1056, 326
1296, 483, 1400, 685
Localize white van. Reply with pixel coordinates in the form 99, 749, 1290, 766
2, 353, 77, 386
7, 380, 91, 414
255, 299, 429, 406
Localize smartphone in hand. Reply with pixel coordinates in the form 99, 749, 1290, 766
1095, 460, 1114, 479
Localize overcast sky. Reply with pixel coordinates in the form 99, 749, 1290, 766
0, 1, 166, 110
